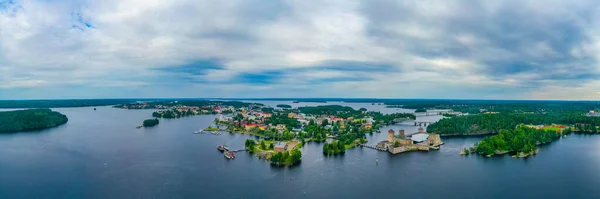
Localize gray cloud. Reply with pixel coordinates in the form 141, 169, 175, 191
2, 0, 600, 99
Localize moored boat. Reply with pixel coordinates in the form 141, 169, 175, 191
224, 151, 235, 159
217, 145, 225, 151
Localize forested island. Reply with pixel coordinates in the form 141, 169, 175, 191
276, 104, 292, 108
244, 139, 302, 166
143, 119, 159, 127
465, 126, 563, 158
0, 109, 68, 133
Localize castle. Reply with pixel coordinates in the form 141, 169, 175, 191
379, 128, 444, 154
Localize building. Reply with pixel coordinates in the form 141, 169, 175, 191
245, 123, 258, 131
411, 133, 430, 143
258, 124, 267, 131
261, 112, 272, 118
383, 129, 444, 154
288, 113, 297, 118
274, 142, 287, 152
387, 129, 412, 145
276, 124, 287, 131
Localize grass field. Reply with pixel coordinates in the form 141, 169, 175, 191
542, 126, 563, 132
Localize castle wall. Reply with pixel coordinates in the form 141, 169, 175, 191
428, 134, 443, 147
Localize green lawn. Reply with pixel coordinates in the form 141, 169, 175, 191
542, 126, 563, 132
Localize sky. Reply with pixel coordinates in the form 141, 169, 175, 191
1, 0, 600, 100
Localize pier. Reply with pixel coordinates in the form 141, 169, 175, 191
414, 121, 435, 126
359, 144, 387, 151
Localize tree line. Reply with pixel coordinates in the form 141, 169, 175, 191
322, 140, 345, 155
271, 149, 302, 165
427, 113, 600, 135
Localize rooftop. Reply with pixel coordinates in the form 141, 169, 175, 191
411, 133, 429, 143
274, 142, 287, 149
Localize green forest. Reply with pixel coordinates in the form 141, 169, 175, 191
384, 100, 599, 114
322, 140, 345, 155
276, 104, 292, 108
270, 148, 302, 165
427, 113, 600, 135
116, 100, 261, 109
474, 126, 562, 156
264, 113, 300, 128
298, 105, 356, 116
0, 99, 136, 108
0, 109, 68, 133
143, 119, 159, 127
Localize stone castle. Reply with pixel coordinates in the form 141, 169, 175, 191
379, 128, 444, 154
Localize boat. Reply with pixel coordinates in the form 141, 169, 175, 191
136, 126, 143, 129
292, 100, 299, 103
193, 131, 200, 134
217, 145, 226, 151
223, 145, 230, 151
224, 151, 235, 159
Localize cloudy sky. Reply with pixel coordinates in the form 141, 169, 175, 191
1, 0, 600, 99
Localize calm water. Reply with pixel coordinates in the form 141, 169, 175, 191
1, 103, 600, 198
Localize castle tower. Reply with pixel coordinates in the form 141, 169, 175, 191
387, 129, 395, 143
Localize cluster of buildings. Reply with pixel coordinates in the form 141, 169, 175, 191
376, 128, 443, 154
219, 108, 377, 135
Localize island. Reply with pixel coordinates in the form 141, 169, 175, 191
245, 139, 302, 166
276, 104, 292, 108
0, 109, 68, 133
465, 125, 564, 158
142, 119, 159, 127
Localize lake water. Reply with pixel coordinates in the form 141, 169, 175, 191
1, 102, 600, 198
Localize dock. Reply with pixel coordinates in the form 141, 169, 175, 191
359, 144, 387, 151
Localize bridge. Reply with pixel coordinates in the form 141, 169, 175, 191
359, 144, 387, 151
414, 110, 451, 117
414, 121, 435, 126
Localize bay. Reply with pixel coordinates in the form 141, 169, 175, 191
1, 102, 600, 198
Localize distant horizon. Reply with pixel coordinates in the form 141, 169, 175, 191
1, 97, 599, 102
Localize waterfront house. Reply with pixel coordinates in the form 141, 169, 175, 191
260, 112, 272, 118
258, 124, 267, 131
274, 142, 287, 152
245, 123, 258, 131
